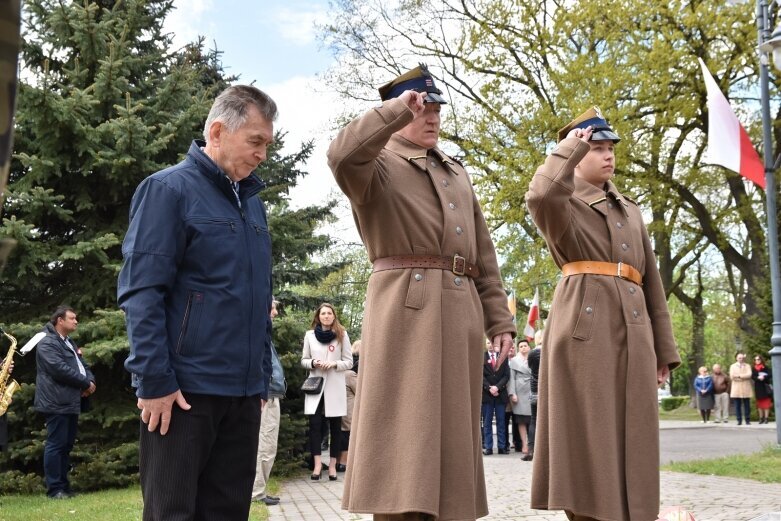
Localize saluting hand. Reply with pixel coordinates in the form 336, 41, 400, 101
567, 125, 593, 143
398, 90, 426, 118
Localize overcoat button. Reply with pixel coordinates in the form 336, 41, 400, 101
608, 202, 614, 209
454, 277, 463, 286
633, 310, 639, 318
431, 161, 438, 167
629, 286, 636, 294
585, 306, 593, 314
449, 203, 456, 210
456, 226, 463, 235
414, 274, 423, 281
617, 222, 623, 228
442, 179, 449, 187
621, 243, 629, 251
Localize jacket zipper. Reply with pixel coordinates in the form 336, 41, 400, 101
176, 292, 194, 354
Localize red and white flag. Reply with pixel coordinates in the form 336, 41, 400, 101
523, 288, 539, 342
698, 58, 765, 188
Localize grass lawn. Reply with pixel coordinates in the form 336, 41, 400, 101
0, 479, 281, 521
658, 403, 700, 421
662, 445, 781, 483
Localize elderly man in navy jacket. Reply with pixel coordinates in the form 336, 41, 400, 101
118, 85, 276, 521
35, 306, 96, 499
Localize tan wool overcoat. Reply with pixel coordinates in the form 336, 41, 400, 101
328, 98, 516, 520
526, 138, 681, 521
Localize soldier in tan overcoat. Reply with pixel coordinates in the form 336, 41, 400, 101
327, 64, 516, 521
525, 108, 681, 521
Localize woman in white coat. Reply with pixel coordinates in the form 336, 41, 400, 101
301, 303, 352, 480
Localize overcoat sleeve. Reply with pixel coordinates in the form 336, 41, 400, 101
327, 98, 414, 205
471, 189, 517, 339
525, 138, 590, 242
301, 332, 315, 371
334, 332, 353, 372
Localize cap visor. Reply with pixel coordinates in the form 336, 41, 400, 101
590, 130, 620, 143
424, 92, 447, 104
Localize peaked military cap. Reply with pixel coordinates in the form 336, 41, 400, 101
557, 106, 620, 143
378, 63, 448, 104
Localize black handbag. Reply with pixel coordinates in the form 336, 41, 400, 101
301, 376, 324, 394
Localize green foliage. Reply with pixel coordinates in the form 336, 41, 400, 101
660, 396, 689, 411
320, 0, 778, 383
663, 445, 781, 483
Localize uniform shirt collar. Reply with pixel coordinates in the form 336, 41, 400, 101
386, 134, 455, 171
573, 177, 630, 216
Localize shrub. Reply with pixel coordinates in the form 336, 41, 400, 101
660, 396, 689, 411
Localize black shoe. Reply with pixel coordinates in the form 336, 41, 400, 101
336, 463, 347, 472
266, 495, 280, 501
521, 453, 533, 461
329, 473, 338, 481
738, 420, 742, 425
482, 449, 493, 455
49, 491, 71, 499
259, 497, 279, 505
498, 448, 509, 454
311, 470, 322, 480
746, 421, 751, 425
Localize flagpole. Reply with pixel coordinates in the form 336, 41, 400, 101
757, 0, 781, 445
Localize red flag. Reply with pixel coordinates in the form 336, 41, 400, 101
523, 288, 539, 342
699, 58, 765, 188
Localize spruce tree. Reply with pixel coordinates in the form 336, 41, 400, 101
0, 0, 230, 492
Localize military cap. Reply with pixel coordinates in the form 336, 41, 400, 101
378, 63, 447, 104
557, 106, 620, 143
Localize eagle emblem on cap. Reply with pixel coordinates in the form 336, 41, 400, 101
593, 106, 604, 119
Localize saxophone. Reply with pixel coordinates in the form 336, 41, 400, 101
0, 328, 20, 415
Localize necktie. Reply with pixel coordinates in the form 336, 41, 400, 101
491, 353, 496, 368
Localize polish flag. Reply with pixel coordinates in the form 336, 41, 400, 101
698, 58, 765, 189
523, 288, 539, 342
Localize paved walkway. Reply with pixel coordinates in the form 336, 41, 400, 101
268, 422, 781, 521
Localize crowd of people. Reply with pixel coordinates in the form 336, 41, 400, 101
693, 352, 774, 425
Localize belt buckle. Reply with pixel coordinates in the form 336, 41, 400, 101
452, 254, 466, 276
616, 262, 625, 280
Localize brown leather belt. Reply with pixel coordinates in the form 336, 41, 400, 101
372, 254, 480, 277
562, 261, 642, 286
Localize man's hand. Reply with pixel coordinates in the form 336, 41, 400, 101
567, 125, 593, 143
81, 381, 96, 398
398, 90, 426, 118
138, 390, 191, 435
492, 332, 514, 368
489, 385, 499, 397
657, 365, 670, 388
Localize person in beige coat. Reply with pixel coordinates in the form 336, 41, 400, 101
301, 303, 353, 481
328, 64, 516, 521
526, 107, 681, 521
729, 351, 753, 425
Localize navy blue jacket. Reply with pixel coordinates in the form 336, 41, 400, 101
34, 323, 95, 415
118, 141, 273, 399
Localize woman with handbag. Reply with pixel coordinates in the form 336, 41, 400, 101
301, 303, 352, 481
752, 354, 773, 424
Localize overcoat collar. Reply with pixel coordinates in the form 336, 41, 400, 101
385, 134, 456, 173
573, 177, 630, 217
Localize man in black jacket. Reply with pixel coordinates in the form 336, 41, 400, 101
34, 306, 96, 499
482, 339, 510, 455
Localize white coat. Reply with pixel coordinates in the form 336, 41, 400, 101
301, 330, 352, 417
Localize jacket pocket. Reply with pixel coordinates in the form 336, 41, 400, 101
176, 291, 204, 355
572, 283, 600, 341
404, 245, 428, 309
